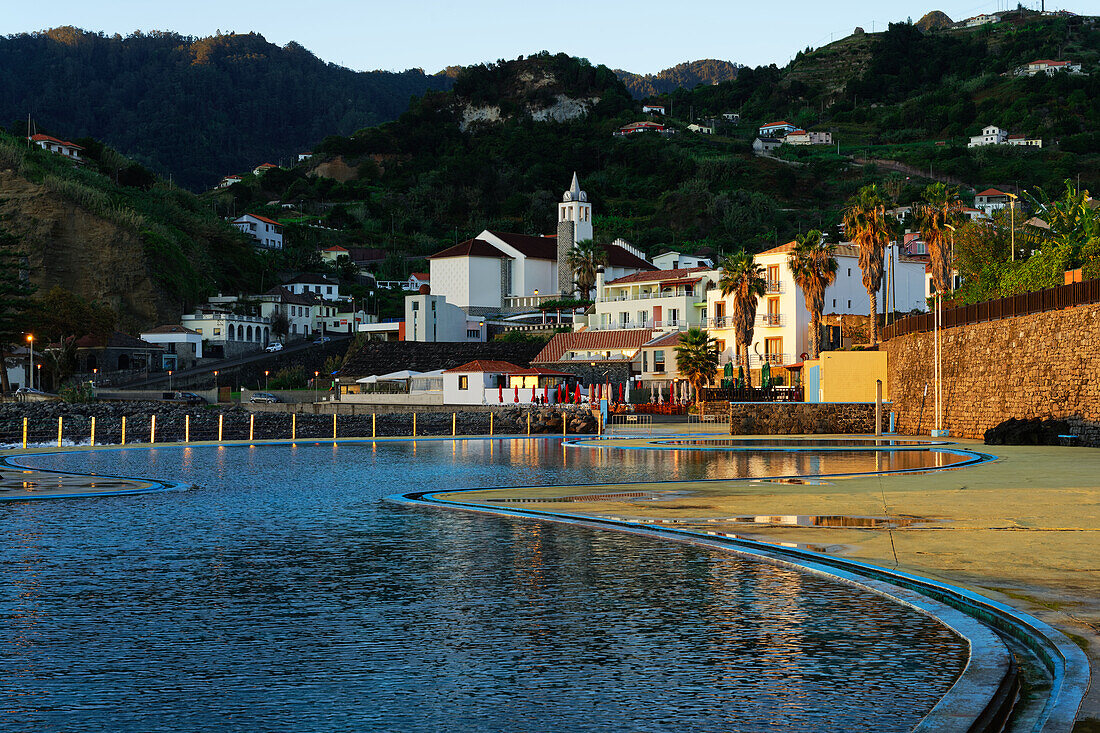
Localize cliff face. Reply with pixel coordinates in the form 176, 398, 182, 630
0, 169, 169, 331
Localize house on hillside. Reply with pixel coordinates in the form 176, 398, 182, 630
27, 133, 83, 161
284, 273, 341, 300
651, 251, 713, 270
784, 129, 833, 145
181, 308, 271, 358
140, 325, 204, 369
232, 213, 283, 249
1006, 134, 1043, 148
968, 124, 1008, 147
722, 112, 740, 123
753, 137, 782, 154
252, 163, 278, 175
974, 188, 1012, 214
407, 273, 430, 291
642, 104, 666, 115
687, 123, 714, 134
758, 121, 797, 137
589, 267, 717, 332
616, 121, 668, 135
965, 13, 1000, 27
218, 174, 243, 189
1019, 59, 1083, 76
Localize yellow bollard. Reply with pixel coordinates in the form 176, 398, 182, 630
150, 414, 156, 444
22, 417, 28, 449
57, 416, 63, 447
332, 413, 337, 441
185, 415, 190, 443
121, 416, 127, 445
249, 413, 255, 442
527, 412, 531, 435
598, 411, 602, 436
218, 414, 224, 442
412, 413, 417, 437
372, 413, 376, 438
453, 413, 456, 437
90, 416, 96, 446
563, 413, 567, 436
291, 413, 297, 441
489, 412, 494, 436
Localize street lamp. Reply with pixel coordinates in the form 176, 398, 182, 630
1006, 192, 1018, 262
213, 370, 219, 401
265, 370, 270, 390
25, 334, 34, 390
314, 370, 320, 403
168, 369, 173, 391
93, 368, 98, 387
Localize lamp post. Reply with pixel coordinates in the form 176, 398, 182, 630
168, 369, 173, 391
265, 370, 270, 390
1007, 193, 1018, 262
213, 370, 219, 401
314, 371, 320, 403
25, 334, 33, 390
535, 289, 545, 325
93, 368, 98, 387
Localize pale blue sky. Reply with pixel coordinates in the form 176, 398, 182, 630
2, 0, 1062, 74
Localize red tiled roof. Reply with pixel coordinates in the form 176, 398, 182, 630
510, 366, 573, 377
323, 245, 349, 252
620, 121, 666, 132
606, 267, 709, 286
788, 129, 808, 135
1031, 59, 1067, 66
410, 272, 430, 280
757, 240, 861, 258
444, 360, 526, 374
976, 188, 1009, 197
142, 325, 200, 335
1006, 134, 1026, 139
29, 133, 83, 149
532, 330, 655, 364
236, 213, 281, 226
643, 332, 685, 348
428, 238, 506, 259
760, 120, 792, 128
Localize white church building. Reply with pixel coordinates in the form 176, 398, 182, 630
423, 174, 655, 321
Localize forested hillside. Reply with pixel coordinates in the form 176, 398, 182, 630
0, 28, 451, 190
615, 60, 741, 98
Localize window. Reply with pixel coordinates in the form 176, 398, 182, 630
654, 350, 665, 372
832, 298, 836, 307
213, 328, 221, 336
642, 351, 648, 371
847, 268, 851, 276
715, 339, 726, 353
195, 328, 202, 335
412, 302, 419, 311
767, 265, 780, 286
847, 299, 851, 307
619, 312, 629, 327
467, 329, 480, 338
765, 337, 783, 362
327, 287, 332, 295
458, 375, 469, 390
667, 308, 678, 325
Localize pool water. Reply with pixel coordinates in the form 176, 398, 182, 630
1, 439, 968, 732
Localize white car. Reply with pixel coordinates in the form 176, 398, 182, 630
313, 336, 332, 345
264, 342, 283, 352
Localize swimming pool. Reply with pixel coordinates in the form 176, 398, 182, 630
2, 439, 971, 731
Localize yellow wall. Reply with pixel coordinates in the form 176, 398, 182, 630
810, 351, 889, 402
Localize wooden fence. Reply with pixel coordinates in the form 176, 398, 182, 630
883, 278, 1100, 340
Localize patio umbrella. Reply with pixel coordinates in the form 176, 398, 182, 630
514, 385, 519, 403
619, 382, 624, 402
658, 385, 664, 405
650, 384, 656, 403
498, 384, 503, 403
761, 360, 772, 390
723, 362, 734, 388
544, 385, 549, 403
531, 385, 536, 402
575, 384, 581, 403
735, 366, 745, 389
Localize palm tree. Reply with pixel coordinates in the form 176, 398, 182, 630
842, 185, 893, 345
565, 239, 607, 300
917, 183, 961, 297
719, 250, 766, 386
675, 327, 719, 405
787, 229, 838, 359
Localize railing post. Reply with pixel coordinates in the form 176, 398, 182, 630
121, 416, 126, 445
332, 413, 337, 441
90, 416, 95, 446
150, 414, 156, 444
249, 413, 255, 442
57, 416, 63, 447
185, 414, 190, 443
22, 417, 27, 449
218, 414, 224, 443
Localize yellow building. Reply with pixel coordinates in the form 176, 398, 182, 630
803, 351, 888, 402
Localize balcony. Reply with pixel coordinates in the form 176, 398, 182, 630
503, 294, 566, 309
765, 281, 783, 293
597, 289, 697, 303
759, 313, 783, 327
721, 352, 791, 367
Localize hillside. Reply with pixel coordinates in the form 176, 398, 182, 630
0, 131, 267, 331
0, 28, 451, 190
615, 60, 742, 98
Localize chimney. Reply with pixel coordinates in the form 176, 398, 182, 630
595, 267, 606, 296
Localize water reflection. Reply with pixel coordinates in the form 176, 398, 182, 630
2, 442, 968, 732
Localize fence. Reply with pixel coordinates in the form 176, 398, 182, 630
606, 414, 654, 433
883, 278, 1100, 340
0, 409, 596, 449
700, 386, 804, 403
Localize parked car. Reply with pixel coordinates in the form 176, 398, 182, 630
165, 391, 206, 405
249, 392, 281, 404
264, 342, 284, 352
313, 336, 332, 345
14, 387, 48, 395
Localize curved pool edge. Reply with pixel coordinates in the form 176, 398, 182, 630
391, 488, 1088, 733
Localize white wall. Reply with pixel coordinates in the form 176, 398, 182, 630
141, 331, 204, 360
429, 256, 503, 309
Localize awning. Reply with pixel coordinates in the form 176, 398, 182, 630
356, 375, 379, 384
376, 369, 422, 381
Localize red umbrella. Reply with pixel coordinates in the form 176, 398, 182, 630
543, 385, 549, 403
619, 382, 624, 402
531, 384, 536, 402
514, 385, 519, 403
574, 383, 581, 403
498, 384, 503, 403
597, 383, 602, 399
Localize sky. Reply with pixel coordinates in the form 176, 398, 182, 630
1, 0, 1080, 74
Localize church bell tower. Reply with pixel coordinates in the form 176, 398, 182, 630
556, 172, 593, 295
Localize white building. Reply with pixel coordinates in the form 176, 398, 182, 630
253, 163, 278, 175
753, 137, 783, 154
651, 251, 713, 270
140, 325, 204, 369
1006, 134, 1043, 148
232, 214, 283, 250
181, 309, 271, 357
404, 294, 486, 343
758, 121, 797, 137
590, 267, 717, 332
968, 125, 1008, 148
784, 129, 833, 145
441, 360, 569, 405
974, 188, 1012, 214
284, 273, 341, 300
705, 241, 927, 367
1020, 59, 1083, 76
407, 272, 430, 291
258, 287, 317, 340
722, 113, 740, 123
425, 174, 654, 316
965, 13, 1000, 27
218, 174, 243, 189
687, 123, 714, 134
642, 104, 666, 115
28, 134, 83, 161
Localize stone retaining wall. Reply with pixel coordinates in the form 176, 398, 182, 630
728, 402, 887, 435
885, 302, 1100, 445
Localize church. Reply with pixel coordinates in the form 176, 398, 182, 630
424, 174, 654, 317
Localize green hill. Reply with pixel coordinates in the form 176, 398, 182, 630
0, 28, 451, 191
0, 130, 266, 330
615, 60, 742, 98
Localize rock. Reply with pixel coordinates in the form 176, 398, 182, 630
984, 418, 1074, 446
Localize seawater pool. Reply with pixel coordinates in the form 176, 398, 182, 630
2, 439, 970, 732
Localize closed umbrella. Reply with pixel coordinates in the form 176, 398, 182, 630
650, 384, 656, 403
514, 385, 519, 403
723, 361, 734, 388
498, 383, 503, 403
619, 382, 624, 402
658, 385, 664, 405
575, 384, 581, 403
544, 385, 549, 403
761, 360, 772, 390
735, 366, 745, 390
531, 384, 536, 402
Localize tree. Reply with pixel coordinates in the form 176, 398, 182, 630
842, 185, 893, 345
675, 327, 719, 405
787, 230, 837, 359
1023, 180, 1098, 252
269, 310, 290, 342
0, 228, 35, 393
565, 239, 608, 300
719, 250, 766, 386
916, 183, 961, 297
23, 287, 116, 388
